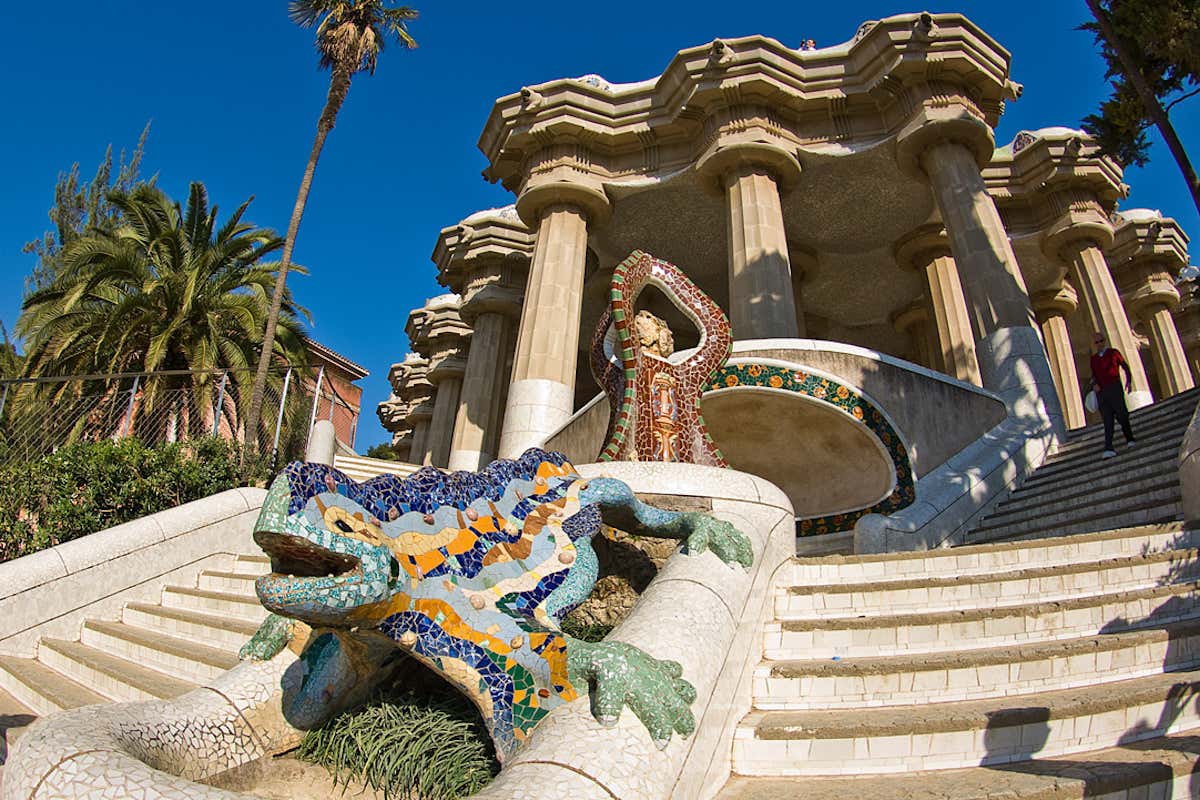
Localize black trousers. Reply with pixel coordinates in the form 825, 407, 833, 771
1097, 382, 1134, 450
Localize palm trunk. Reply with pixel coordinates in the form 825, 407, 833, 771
1086, 0, 1200, 218
243, 64, 355, 452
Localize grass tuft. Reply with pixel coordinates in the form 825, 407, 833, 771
297, 685, 498, 800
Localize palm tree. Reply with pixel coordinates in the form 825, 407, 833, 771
17, 182, 309, 442
242, 0, 418, 450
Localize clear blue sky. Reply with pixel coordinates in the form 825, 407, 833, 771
1, 1, 1196, 449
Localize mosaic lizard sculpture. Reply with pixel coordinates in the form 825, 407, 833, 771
241, 448, 752, 762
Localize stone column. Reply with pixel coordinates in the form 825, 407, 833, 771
425, 362, 464, 468
1143, 306, 1195, 395
500, 186, 610, 458
1031, 284, 1087, 430
449, 276, 522, 470
892, 302, 936, 370
1055, 239, 1153, 407
1176, 298, 1200, 383
697, 142, 802, 341
409, 413, 431, 465
895, 225, 981, 385
898, 121, 1064, 433
790, 248, 816, 338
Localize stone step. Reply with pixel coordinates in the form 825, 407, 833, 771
755, 618, 1200, 710
766, 580, 1200, 660
36, 638, 196, 703
1059, 389, 1198, 449
1052, 408, 1189, 462
1028, 418, 1182, 478
196, 569, 260, 595
972, 477, 1180, 534
780, 522, 1193, 588
160, 586, 269, 623
732, 668, 1200, 776
775, 548, 1200, 620
966, 487, 1181, 543
79, 620, 239, 684
122, 602, 261, 652
0, 656, 105, 717
230, 553, 270, 575
966, 501, 1184, 547
718, 732, 1200, 799
999, 444, 1178, 508
0, 685, 35, 774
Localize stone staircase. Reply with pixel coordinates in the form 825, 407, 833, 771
719, 519, 1200, 798
0, 552, 268, 719
963, 387, 1197, 544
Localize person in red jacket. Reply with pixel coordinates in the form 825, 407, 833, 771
1089, 332, 1136, 458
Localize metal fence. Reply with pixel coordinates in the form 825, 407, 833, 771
0, 366, 359, 472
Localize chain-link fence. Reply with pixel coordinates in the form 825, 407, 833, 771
0, 366, 360, 473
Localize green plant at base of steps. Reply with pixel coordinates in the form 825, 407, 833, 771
296, 683, 499, 800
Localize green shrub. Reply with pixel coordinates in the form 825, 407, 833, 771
297, 685, 498, 800
0, 437, 258, 562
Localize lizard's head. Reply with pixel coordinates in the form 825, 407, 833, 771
253, 463, 400, 629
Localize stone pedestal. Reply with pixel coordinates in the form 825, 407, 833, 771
1032, 285, 1086, 430
500, 195, 603, 458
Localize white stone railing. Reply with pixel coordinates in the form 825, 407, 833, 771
0, 488, 265, 657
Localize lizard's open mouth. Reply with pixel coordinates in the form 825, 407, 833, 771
256, 531, 361, 579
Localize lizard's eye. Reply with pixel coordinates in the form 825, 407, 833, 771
334, 519, 355, 534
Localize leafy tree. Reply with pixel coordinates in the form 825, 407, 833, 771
243, 0, 418, 451
1082, 0, 1200, 215
22, 123, 152, 294
365, 441, 401, 460
16, 183, 310, 441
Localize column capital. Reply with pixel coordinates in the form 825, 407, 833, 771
894, 224, 951, 271
461, 281, 525, 325
1123, 278, 1182, 320
695, 139, 802, 196
1030, 282, 1079, 320
515, 179, 611, 229
892, 299, 930, 333
427, 352, 469, 386
1040, 200, 1115, 263
895, 104, 995, 180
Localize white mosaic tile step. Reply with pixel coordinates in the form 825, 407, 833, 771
754, 621, 1200, 710
781, 523, 1193, 588
35, 638, 196, 703
716, 732, 1200, 800
229, 554, 270, 576
160, 586, 269, 623
79, 620, 238, 685
0, 656, 104, 717
775, 549, 1200, 620
733, 669, 1200, 776
765, 582, 1200, 660
196, 570, 261, 596
121, 603, 261, 652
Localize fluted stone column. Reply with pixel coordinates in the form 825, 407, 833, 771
893, 302, 936, 370
898, 124, 1064, 433
791, 248, 815, 338
1144, 306, 1195, 396
896, 226, 981, 385
426, 363, 464, 468
1057, 239, 1153, 407
409, 413, 431, 465
1032, 284, 1087, 430
500, 186, 609, 458
450, 302, 518, 471
698, 143, 802, 341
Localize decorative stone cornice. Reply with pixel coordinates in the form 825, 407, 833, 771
1030, 282, 1079, 319
479, 12, 1016, 211
894, 224, 951, 271
984, 128, 1126, 248
1109, 210, 1190, 319
406, 294, 472, 359
433, 206, 533, 324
